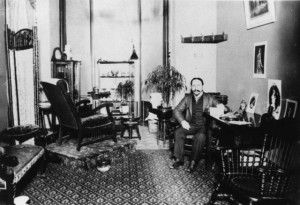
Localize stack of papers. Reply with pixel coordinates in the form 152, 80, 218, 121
228, 121, 252, 125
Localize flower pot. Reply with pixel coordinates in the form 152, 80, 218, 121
96, 159, 111, 172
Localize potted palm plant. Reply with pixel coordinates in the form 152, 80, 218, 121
116, 80, 134, 102
145, 65, 186, 108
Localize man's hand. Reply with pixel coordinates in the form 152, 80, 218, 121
181, 120, 190, 130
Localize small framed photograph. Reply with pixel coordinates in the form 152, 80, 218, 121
246, 93, 259, 114
253, 41, 267, 78
244, 0, 276, 29
284, 99, 297, 118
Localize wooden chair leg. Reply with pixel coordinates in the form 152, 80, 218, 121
129, 126, 133, 139
111, 124, 117, 142
206, 182, 221, 205
37, 154, 47, 178
57, 126, 63, 145
8, 183, 16, 205
120, 127, 126, 138
135, 125, 141, 140
76, 130, 83, 151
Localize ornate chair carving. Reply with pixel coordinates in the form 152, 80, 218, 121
40, 79, 117, 151
207, 118, 300, 205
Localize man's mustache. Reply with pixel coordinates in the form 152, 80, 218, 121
192, 90, 201, 92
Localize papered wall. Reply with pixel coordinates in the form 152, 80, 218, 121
170, 0, 217, 107
0, 0, 8, 130
217, 1, 300, 119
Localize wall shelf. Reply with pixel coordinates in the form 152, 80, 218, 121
97, 59, 134, 64
181, 33, 228, 44
100, 76, 134, 78
97, 59, 135, 106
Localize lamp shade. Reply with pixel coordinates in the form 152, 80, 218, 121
130, 45, 138, 60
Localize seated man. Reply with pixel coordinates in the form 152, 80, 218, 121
170, 77, 222, 172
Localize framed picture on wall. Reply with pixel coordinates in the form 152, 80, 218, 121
253, 41, 267, 79
268, 79, 282, 119
246, 93, 259, 114
244, 0, 276, 29
284, 99, 297, 118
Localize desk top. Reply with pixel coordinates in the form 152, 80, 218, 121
205, 112, 262, 128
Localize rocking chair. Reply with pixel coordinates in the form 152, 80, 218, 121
40, 79, 117, 151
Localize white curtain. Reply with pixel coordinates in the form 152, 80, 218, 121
6, 0, 36, 125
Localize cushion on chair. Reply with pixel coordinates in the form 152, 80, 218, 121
5, 125, 39, 136
1, 125, 40, 144
81, 114, 112, 128
4, 144, 44, 183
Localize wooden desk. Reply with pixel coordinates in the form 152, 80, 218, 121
205, 112, 264, 148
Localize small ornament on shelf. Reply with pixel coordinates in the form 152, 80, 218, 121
64, 44, 72, 60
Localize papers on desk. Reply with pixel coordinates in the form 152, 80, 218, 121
209, 107, 224, 117
227, 120, 252, 125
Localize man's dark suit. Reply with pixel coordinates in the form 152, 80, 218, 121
173, 92, 218, 163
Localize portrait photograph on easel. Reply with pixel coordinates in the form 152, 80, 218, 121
268, 79, 282, 119
246, 93, 259, 114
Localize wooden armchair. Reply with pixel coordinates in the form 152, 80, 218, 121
207, 118, 300, 205
40, 79, 117, 151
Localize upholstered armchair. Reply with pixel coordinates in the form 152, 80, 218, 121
40, 79, 117, 151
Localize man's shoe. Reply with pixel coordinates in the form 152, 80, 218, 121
187, 161, 197, 173
170, 161, 184, 169
170, 155, 177, 161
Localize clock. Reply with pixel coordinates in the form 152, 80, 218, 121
51, 47, 62, 61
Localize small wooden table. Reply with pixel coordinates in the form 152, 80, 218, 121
120, 117, 141, 140
150, 108, 173, 147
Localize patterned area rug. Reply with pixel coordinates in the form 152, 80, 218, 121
20, 150, 222, 205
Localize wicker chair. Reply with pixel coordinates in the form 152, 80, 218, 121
41, 79, 117, 151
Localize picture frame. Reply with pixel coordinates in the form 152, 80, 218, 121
246, 93, 259, 114
253, 41, 267, 78
244, 0, 276, 29
284, 99, 297, 118
268, 79, 282, 119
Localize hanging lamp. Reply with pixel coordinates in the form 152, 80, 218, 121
130, 45, 138, 60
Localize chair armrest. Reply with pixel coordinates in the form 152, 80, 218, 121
79, 102, 114, 118
257, 166, 285, 175
75, 99, 91, 107
216, 144, 262, 151
257, 164, 300, 176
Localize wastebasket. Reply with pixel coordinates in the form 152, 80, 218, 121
148, 120, 158, 133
